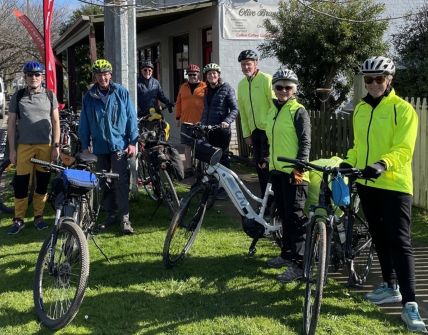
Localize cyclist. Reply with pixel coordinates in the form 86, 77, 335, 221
342, 56, 426, 333
237, 49, 274, 199
137, 60, 174, 117
201, 63, 238, 199
175, 64, 206, 175
265, 67, 311, 283
79, 59, 139, 235
6, 61, 60, 235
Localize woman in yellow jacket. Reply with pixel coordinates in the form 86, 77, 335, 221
265, 67, 311, 283
175, 64, 207, 174
342, 56, 426, 333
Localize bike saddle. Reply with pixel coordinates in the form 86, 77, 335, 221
77, 152, 98, 164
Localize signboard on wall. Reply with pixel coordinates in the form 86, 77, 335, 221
222, 0, 279, 40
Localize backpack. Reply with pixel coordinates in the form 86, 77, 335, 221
15, 88, 54, 119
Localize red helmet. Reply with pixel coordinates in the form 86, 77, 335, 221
186, 64, 200, 73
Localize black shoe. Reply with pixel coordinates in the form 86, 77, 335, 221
98, 214, 117, 230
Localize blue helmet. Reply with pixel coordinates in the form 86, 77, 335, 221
23, 61, 44, 74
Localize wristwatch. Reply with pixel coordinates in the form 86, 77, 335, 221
54, 143, 60, 148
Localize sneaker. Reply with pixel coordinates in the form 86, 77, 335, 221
34, 216, 48, 230
122, 219, 134, 235
401, 302, 428, 333
267, 256, 293, 268
277, 263, 304, 283
98, 214, 117, 230
366, 282, 402, 305
7, 218, 25, 235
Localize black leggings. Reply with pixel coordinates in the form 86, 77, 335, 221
251, 129, 270, 197
357, 184, 415, 304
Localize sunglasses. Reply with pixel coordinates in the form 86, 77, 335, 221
26, 73, 42, 77
364, 76, 386, 84
142, 68, 153, 72
275, 85, 293, 91
188, 73, 198, 77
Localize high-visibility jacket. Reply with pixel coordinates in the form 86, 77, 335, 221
266, 98, 311, 181
237, 71, 274, 137
344, 89, 418, 195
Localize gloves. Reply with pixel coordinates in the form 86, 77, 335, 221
167, 103, 174, 113
362, 161, 386, 179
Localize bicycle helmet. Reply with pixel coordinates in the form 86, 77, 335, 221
186, 64, 200, 73
203, 63, 221, 74
92, 59, 113, 73
141, 60, 154, 69
361, 56, 395, 75
238, 49, 259, 62
272, 67, 298, 85
23, 61, 44, 74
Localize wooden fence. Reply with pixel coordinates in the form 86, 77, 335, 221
235, 97, 428, 210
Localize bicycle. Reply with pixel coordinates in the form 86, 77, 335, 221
136, 109, 181, 215
277, 156, 373, 335
30, 155, 119, 330
162, 135, 282, 269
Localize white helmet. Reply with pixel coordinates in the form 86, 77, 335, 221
272, 67, 298, 85
361, 56, 395, 75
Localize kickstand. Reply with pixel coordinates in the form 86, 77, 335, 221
89, 234, 111, 263
149, 200, 162, 220
248, 238, 259, 256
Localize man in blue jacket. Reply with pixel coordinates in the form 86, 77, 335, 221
137, 60, 173, 117
79, 59, 139, 234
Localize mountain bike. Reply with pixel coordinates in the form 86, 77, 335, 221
162, 134, 281, 268
30, 155, 119, 330
277, 156, 373, 335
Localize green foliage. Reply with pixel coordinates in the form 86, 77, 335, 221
59, 4, 103, 35
392, 4, 428, 98
260, 0, 388, 111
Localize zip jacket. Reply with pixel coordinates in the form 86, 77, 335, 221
175, 81, 206, 124
201, 81, 238, 126
79, 82, 139, 155
137, 76, 171, 115
266, 98, 311, 180
344, 89, 418, 195
237, 71, 274, 137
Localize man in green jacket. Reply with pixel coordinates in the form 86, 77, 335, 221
237, 50, 274, 199
342, 56, 426, 333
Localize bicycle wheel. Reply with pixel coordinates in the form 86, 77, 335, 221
137, 156, 159, 201
163, 183, 209, 268
33, 218, 89, 330
159, 169, 180, 213
347, 193, 374, 286
303, 219, 327, 335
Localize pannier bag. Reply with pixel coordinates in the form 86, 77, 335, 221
166, 145, 184, 180
194, 140, 223, 166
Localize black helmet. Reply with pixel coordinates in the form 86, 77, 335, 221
238, 50, 258, 62
141, 60, 154, 69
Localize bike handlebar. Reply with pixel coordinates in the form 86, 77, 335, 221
277, 156, 364, 178
30, 158, 120, 179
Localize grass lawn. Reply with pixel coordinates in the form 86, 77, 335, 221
0, 165, 426, 334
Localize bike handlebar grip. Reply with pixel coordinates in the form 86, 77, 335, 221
277, 156, 299, 164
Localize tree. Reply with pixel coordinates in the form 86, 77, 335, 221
0, 0, 70, 77
59, 4, 103, 35
260, 0, 388, 111
392, 3, 428, 98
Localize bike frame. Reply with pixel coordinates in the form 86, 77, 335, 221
202, 163, 280, 235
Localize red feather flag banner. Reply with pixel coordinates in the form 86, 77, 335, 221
43, 0, 56, 93
13, 9, 45, 61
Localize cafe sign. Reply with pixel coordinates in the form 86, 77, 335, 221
222, 0, 279, 40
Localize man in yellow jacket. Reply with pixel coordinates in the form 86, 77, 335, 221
342, 56, 426, 333
237, 50, 274, 199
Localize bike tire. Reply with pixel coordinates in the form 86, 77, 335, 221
347, 193, 374, 286
159, 169, 180, 214
163, 183, 208, 268
303, 219, 327, 335
137, 156, 159, 201
33, 218, 90, 330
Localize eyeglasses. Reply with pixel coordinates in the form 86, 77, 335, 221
188, 73, 198, 77
364, 76, 386, 84
142, 68, 153, 72
26, 73, 42, 77
275, 85, 293, 91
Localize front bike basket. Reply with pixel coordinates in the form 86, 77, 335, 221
194, 139, 222, 166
